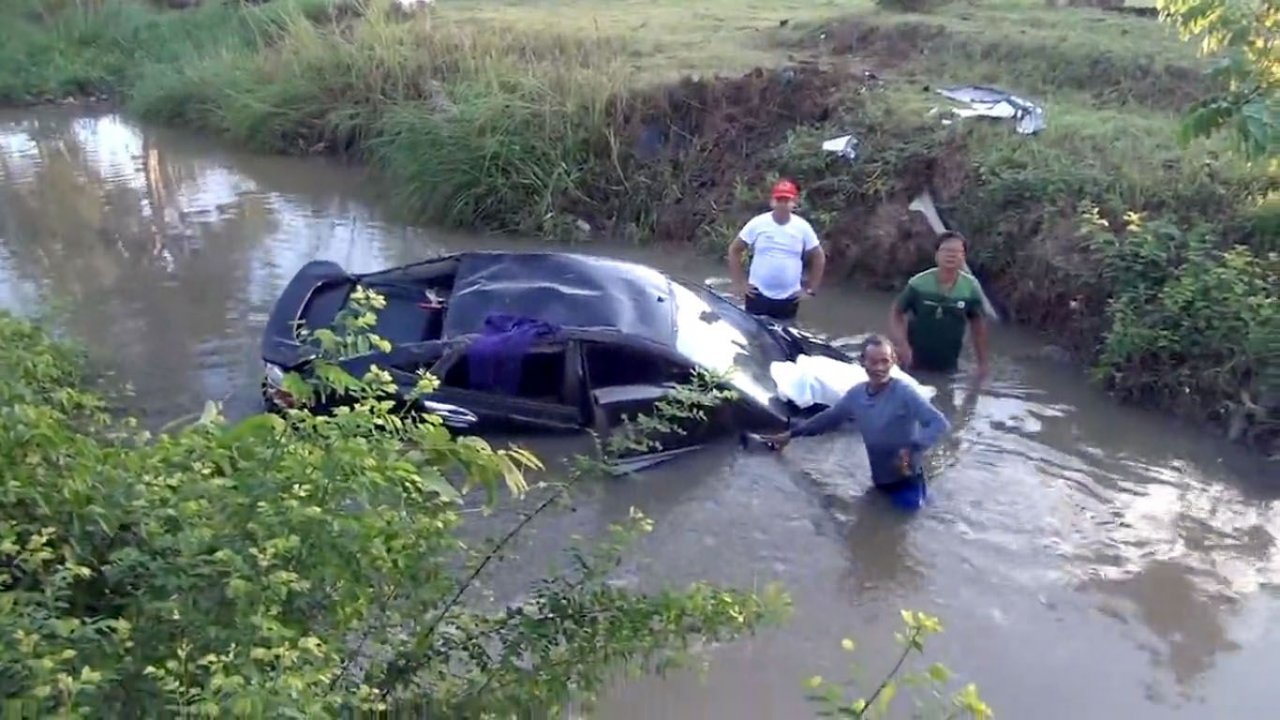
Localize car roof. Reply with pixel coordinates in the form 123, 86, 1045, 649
440, 251, 679, 347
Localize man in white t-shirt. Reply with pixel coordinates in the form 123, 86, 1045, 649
727, 179, 826, 321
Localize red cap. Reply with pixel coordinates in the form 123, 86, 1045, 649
771, 179, 799, 200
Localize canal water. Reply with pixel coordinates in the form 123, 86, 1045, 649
1, 107, 1276, 719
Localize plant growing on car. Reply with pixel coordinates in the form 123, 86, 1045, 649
0, 290, 787, 717
594, 368, 740, 465
806, 610, 993, 720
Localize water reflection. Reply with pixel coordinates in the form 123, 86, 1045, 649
0, 108, 441, 424
0, 108, 1277, 718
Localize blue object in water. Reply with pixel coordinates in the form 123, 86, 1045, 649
466, 313, 563, 395
877, 475, 928, 511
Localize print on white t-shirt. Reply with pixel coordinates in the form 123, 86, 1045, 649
737, 212, 820, 300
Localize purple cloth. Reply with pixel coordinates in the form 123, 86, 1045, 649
466, 314, 562, 394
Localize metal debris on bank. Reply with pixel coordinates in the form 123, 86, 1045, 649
820, 133, 860, 162
934, 85, 1047, 135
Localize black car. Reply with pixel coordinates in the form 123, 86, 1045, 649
261, 251, 852, 472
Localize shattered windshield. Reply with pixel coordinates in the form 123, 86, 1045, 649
668, 279, 789, 406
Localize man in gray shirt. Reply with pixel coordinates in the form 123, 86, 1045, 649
762, 335, 951, 510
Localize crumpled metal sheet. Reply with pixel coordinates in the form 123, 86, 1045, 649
937, 85, 1046, 135
820, 133, 860, 161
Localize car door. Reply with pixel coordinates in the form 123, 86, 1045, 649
581, 340, 733, 474
423, 339, 587, 433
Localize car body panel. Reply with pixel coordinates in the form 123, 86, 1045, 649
261, 251, 856, 472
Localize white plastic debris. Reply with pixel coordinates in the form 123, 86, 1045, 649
770, 354, 937, 410
936, 85, 1046, 135
821, 133, 860, 161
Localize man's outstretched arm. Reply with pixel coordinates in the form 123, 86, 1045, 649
788, 385, 860, 439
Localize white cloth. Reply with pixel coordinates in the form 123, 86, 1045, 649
770, 354, 937, 409
738, 212, 820, 300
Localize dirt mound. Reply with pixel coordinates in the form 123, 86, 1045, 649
586, 64, 981, 291
806, 20, 949, 67
583, 64, 1102, 356
818, 140, 976, 289
583, 65, 844, 240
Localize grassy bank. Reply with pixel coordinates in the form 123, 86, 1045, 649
1, 0, 1276, 452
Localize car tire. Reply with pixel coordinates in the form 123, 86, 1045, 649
261, 381, 282, 414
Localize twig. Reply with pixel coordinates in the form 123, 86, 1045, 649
378, 478, 579, 698
858, 627, 922, 718
331, 581, 400, 691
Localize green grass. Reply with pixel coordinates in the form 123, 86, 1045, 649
0, 0, 1275, 448
0, 0, 304, 102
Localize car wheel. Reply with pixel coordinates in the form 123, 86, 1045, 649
261, 381, 281, 414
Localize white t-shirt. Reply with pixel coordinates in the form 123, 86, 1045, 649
737, 212, 820, 300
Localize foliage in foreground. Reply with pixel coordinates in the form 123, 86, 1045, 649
807, 611, 992, 720
0, 293, 789, 717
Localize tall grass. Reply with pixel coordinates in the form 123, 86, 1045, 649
1, 0, 1270, 242
0, 0, 325, 102
124, 2, 634, 231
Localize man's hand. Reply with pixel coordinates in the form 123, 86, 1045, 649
897, 343, 913, 369
897, 447, 912, 475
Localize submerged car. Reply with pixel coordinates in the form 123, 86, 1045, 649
260, 251, 863, 471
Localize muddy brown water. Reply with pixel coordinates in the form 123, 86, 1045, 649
2, 107, 1278, 719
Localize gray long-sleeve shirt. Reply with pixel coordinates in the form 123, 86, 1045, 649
789, 379, 951, 485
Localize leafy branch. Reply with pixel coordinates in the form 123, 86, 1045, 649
1158, 0, 1278, 159
806, 610, 993, 720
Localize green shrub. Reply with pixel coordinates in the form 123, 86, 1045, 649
806, 610, 993, 720
1083, 205, 1279, 443
0, 293, 786, 716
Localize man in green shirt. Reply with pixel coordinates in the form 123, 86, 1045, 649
888, 231, 991, 376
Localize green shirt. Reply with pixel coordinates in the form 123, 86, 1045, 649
894, 268, 983, 372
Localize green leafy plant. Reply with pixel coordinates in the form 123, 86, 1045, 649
1080, 203, 1279, 445
806, 610, 993, 719
1159, 0, 1278, 159
595, 368, 739, 466
0, 286, 786, 717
